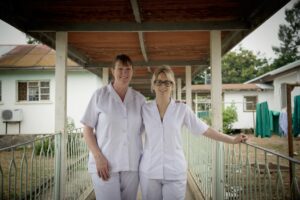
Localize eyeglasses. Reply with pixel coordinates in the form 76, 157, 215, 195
154, 80, 173, 87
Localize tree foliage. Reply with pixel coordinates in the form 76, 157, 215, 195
271, 0, 300, 69
193, 47, 270, 84
26, 35, 41, 44
221, 47, 270, 83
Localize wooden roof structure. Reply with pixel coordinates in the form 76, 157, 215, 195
0, 0, 290, 97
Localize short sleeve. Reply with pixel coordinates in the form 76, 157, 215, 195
183, 105, 209, 135
80, 90, 101, 129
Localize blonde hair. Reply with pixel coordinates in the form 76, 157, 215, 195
151, 65, 176, 92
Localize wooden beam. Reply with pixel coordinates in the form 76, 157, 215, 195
138, 32, 148, 62
130, 0, 141, 23
192, 65, 209, 79
87, 60, 208, 68
130, 0, 149, 63
221, 31, 244, 55
27, 20, 250, 32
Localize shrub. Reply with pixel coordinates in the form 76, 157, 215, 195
34, 137, 55, 156
223, 104, 238, 134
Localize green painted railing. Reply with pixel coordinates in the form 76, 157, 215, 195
0, 128, 92, 200
0, 134, 56, 199
182, 128, 300, 200
65, 128, 92, 199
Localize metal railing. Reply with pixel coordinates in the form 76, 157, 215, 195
182, 128, 300, 200
65, 128, 92, 199
0, 128, 92, 200
0, 134, 56, 200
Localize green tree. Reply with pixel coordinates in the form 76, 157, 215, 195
271, 0, 300, 69
26, 35, 40, 44
221, 47, 270, 83
193, 47, 270, 84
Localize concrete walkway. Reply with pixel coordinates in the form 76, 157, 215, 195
87, 185, 196, 200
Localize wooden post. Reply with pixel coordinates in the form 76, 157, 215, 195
286, 84, 300, 186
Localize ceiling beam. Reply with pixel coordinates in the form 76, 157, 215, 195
87, 60, 209, 68
192, 65, 209, 78
130, 0, 142, 23
130, 0, 149, 62
138, 32, 148, 62
27, 20, 250, 32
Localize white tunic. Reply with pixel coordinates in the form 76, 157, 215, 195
140, 99, 209, 180
81, 83, 145, 173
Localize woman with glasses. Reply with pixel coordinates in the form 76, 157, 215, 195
139, 65, 248, 200
81, 54, 145, 200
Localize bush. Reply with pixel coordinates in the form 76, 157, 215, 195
34, 137, 55, 156
223, 104, 238, 134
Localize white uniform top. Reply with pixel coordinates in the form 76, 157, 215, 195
140, 99, 209, 180
81, 83, 145, 173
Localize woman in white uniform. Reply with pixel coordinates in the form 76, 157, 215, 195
81, 54, 145, 200
140, 65, 248, 200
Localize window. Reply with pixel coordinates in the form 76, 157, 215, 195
17, 81, 50, 102
244, 96, 257, 111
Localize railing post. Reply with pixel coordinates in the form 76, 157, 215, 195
54, 133, 62, 200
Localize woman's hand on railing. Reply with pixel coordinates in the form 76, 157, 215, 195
232, 133, 248, 144
95, 154, 110, 181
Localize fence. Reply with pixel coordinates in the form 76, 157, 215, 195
182, 128, 300, 200
0, 128, 92, 200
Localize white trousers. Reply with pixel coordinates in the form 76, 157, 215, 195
91, 171, 139, 200
140, 173, 186, 200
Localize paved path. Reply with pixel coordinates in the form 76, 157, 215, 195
88, 185, 196, 200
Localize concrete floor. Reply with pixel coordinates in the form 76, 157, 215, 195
87, 185, 195, 200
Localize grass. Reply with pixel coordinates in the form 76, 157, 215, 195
0, 148, 55, 199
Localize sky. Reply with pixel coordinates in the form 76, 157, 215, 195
0, 0, 297, 60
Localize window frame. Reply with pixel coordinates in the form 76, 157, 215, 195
243, 95, 257, 112
16, 80, 51, 103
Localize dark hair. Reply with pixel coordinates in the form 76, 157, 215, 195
113, 54, 132, 68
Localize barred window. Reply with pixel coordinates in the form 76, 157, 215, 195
243, 96, 257, 111
17, 81, 50, 102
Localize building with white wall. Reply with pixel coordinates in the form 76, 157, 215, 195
191, 84, 273, 130
191, 60, 300, 130
246, 60, 300, 111
0, 45, 102, 134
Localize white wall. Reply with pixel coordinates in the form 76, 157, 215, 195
67, 71, 103, 128
0, 69, 102, 135
224, 90, 273, 129
273, 70, 300, 111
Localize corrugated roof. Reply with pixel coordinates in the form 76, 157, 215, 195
0, 45, 79, 68
245, 60, 300, 83
183, 83, 273, 92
